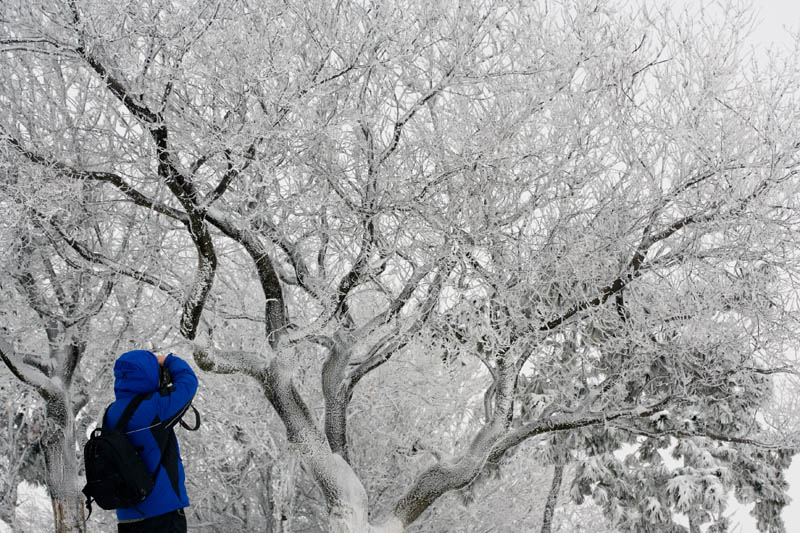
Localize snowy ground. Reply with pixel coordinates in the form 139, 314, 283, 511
8, 461, 800, 533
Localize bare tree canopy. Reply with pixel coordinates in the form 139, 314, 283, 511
2, 0, 800, 531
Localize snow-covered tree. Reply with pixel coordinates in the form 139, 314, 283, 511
0, 189, 115, 531
2, 0, 800, 531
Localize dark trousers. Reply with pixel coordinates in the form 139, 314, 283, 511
118, 508, 187, 533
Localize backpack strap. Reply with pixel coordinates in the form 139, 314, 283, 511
120, 394, 174, 486
111, 394, 147, 432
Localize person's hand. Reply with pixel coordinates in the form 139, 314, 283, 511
155, 353, 168, 366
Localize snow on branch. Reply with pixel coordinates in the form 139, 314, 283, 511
613, 421, 797, 451
491, 401, 673, 459
192, 342, 266, 377
1, 129, 187, 221
43, 215, 185, 303
246, 211, 324, 303
350, 259, 456, 386
392, 399, 676, 527
0, 336, 58, 396
179, 241, 216, 340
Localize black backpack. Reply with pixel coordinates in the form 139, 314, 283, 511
81, 394, 156, 516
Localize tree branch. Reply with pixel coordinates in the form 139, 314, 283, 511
47, 219, 185, 303
349, 260, 455, 387
248, 213, 324, 303
333, 217, 378, 324
321, 334, 354, 462
2, 132, 186, 221
613, 421, 794, 450
179, 219, 217, 340
354, 258, 439, 336
389, 400, 670, 527
376, 69, 454, 168
0, 336, 57, 395
201, 146, 255, 209
69, 0, 161, 129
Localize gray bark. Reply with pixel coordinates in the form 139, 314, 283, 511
540, 464, 564, 533
688, 514, 701, 533
43, 419, 85, 533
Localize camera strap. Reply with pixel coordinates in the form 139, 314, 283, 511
178, 404, 201, 431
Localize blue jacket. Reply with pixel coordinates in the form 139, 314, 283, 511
105, 350, 198, 520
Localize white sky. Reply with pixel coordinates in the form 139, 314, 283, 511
748, 0, 800, 50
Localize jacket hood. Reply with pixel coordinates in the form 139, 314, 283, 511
114, 350, 160, 398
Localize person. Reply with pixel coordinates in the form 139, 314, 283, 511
105, 349, 198, 533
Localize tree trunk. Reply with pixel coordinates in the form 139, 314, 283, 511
51, 497, 86, 533
329, 503, 403, 533
43, 412, 85, 533
314, 453, 404, 533
329, 502, 371, 533
540, 464, 564, 533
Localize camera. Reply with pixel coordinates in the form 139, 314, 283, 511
159, 365, 172, 390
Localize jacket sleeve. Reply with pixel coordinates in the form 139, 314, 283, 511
156, 353, 198, 427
